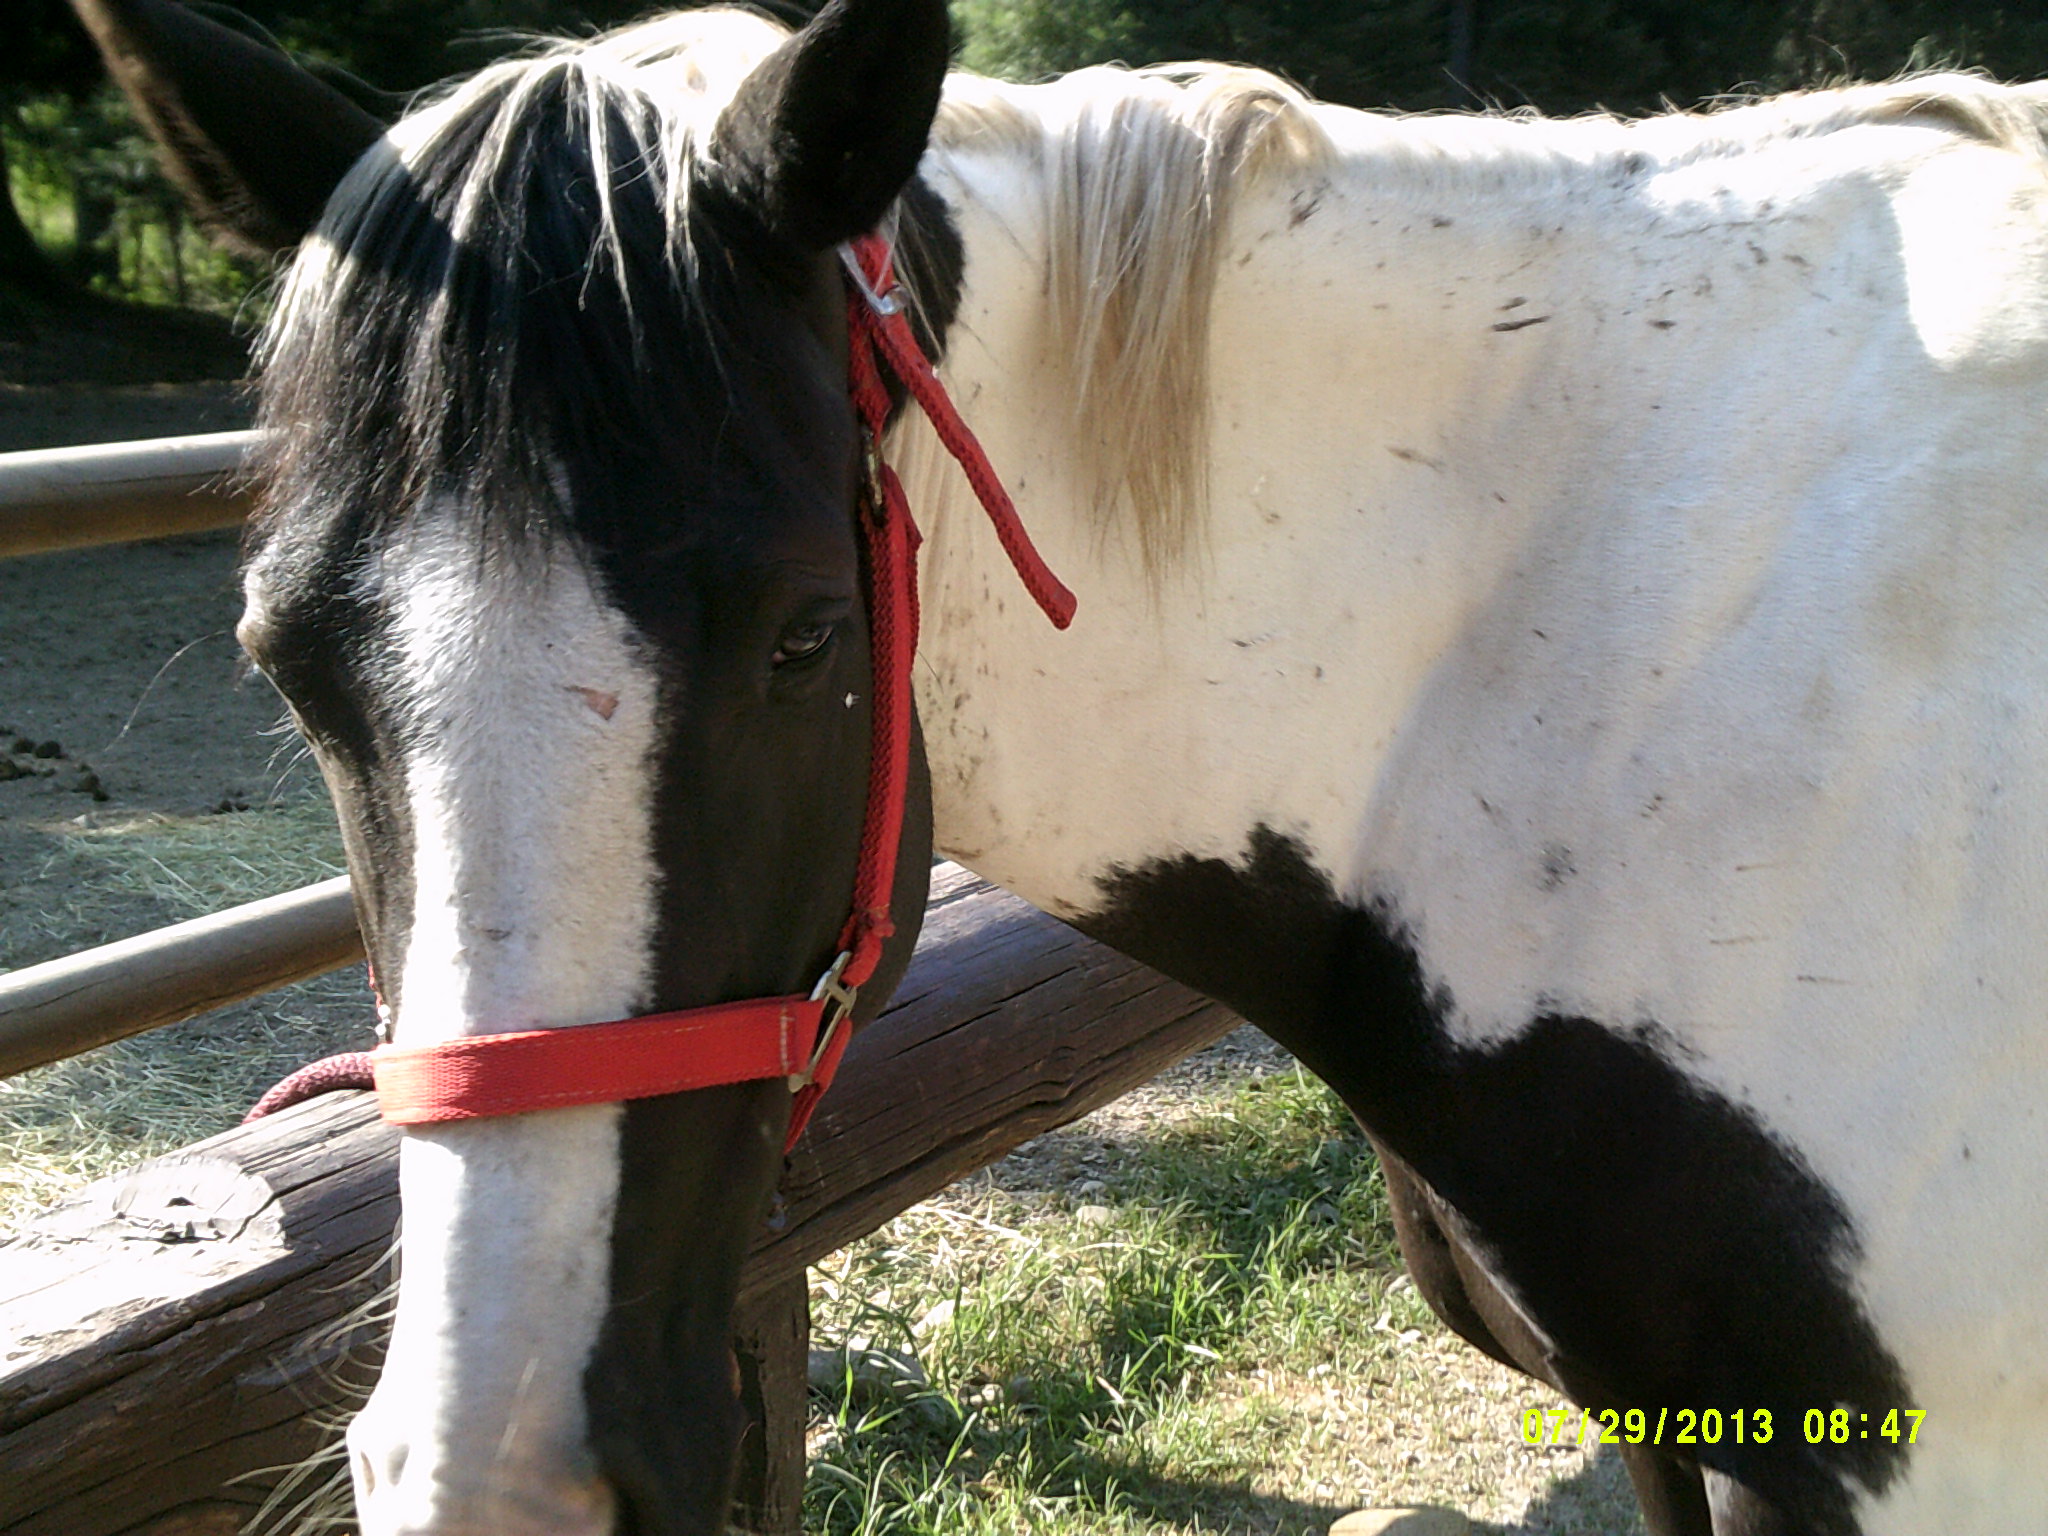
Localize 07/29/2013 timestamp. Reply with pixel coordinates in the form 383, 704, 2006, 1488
1520, 1406, 1926, 1448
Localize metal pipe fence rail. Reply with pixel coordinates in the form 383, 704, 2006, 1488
0, 877, 361, 1080
0, 428, 362, 1082
0, 429, 261, 559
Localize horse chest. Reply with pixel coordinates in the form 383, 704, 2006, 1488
1075, 822, 1912, 1527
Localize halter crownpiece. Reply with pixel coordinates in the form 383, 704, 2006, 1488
248, 230, 1075, 1153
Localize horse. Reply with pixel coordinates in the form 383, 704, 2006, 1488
71, 0, 2048, 1530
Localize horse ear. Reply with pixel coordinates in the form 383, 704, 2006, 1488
713, 0, 951, 252
68, 0, 386, 256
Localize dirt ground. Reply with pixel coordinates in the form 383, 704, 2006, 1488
0, 345, 1640, 1532
1, 375, 281, 963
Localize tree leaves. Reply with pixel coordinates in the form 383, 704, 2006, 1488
953, 0, 2048, 115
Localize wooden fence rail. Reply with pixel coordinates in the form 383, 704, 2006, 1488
0, 430, 260, 559
0, 865, 1244, 1536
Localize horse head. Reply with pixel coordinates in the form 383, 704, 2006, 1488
70, 0, 953, 1529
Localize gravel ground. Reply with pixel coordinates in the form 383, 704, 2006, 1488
0, 378, 253, 454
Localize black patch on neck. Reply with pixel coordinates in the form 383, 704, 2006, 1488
893, 174, 966, 366
1079, 826, 1911, 1534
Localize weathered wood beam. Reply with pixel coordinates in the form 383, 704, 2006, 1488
0, 875, 363, 1080
731, 1276, 811, 1536
0, 866, 1244, 1536
0, 430, 261, 559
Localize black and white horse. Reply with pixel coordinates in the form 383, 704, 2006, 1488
73, 0, 2048, 1530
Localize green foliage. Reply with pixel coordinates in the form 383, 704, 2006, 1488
953, 0, 1145, 82
954, 0, 1455, 108
1769, 2, 2048, 88
5, 90, 264, 313
252, 0, 653, 93
952, 0, 2048, 113
3, 0, 659, 312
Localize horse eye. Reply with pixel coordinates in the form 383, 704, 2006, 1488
772, 621, 835, 667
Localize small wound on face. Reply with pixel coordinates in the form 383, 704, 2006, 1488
568, 686, 620, 720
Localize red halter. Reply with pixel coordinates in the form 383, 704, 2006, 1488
246, 233, 1075, 1152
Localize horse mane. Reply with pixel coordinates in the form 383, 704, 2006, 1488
1681, 73, 2048, 167
934, 68, 1332, 579
925, 65, 2048, 578
256, 3, 2048, 572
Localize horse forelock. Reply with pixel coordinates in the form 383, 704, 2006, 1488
254, 28, 1342, 583
252, 8, 799, 550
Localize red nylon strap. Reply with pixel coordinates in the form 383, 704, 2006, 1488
247, 230, 1074, 1155
843, 236, 1078, 634
245, 1051, 377, 1121
792, 235, 1077, 1143
371, 996, 823, 1125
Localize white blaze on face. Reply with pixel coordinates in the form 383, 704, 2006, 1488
346, 516, 663, 1536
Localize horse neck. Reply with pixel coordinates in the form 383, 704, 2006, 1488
903, 87, 2048, 939
900, 119, 1631, 919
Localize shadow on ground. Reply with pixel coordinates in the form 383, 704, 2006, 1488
1481, 1444, 1646, 1536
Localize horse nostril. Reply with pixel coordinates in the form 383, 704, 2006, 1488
351, 1437, 406, 1501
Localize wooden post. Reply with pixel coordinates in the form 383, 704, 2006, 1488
730, 1276, 811, 1536
0, 867, 1245, 1536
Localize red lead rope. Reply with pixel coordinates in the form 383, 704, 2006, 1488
246, 232, 1074, 1153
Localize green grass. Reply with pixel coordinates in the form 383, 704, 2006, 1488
806, 1067, 1440, 1536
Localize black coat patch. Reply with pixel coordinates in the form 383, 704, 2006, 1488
1079, 825, 1911, 1534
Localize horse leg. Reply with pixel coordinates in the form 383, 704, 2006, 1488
1374, 1137, 1525, 1371
1619, 1442, 1715, 1536
1701, 1470, 1796, 1536
1371, 1139, 1714, 1536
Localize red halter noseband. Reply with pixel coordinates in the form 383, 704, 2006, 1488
246, 233, 1075, 1152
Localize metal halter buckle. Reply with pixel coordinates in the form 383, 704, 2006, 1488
791, 951, 858, 1091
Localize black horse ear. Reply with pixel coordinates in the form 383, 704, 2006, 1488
713, 0, 951, 253
68, 0, 386, 256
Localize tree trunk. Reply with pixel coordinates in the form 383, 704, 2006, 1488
1448, 0, 1481, 107
72, 180, 118, 287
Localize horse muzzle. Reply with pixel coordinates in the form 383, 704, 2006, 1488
346, 1403, 619, 1536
